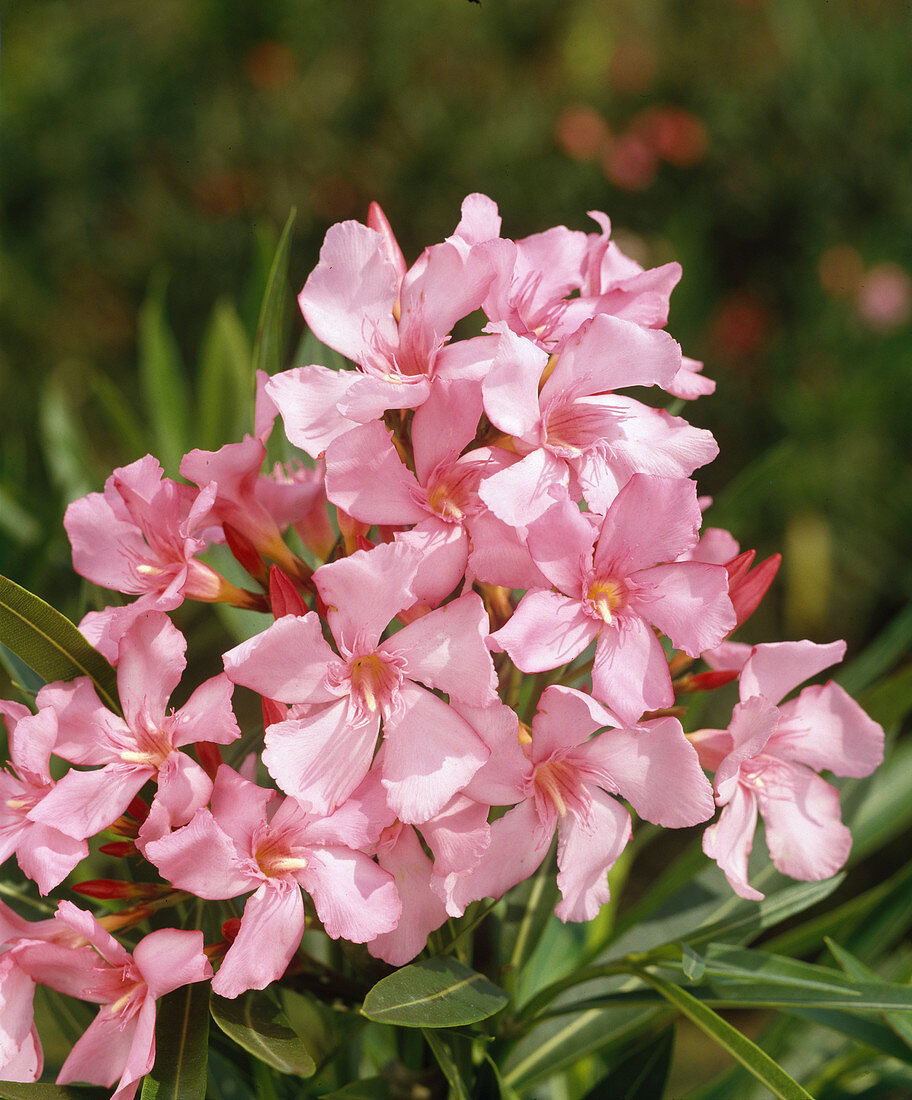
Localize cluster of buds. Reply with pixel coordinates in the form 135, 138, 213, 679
0, 195, 883, 1092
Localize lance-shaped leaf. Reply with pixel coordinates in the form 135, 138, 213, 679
631, 966, 813, 1100
0, 574, 120, 713
253, 209, 296, 379
826, 937, 912, 1047
210, 990, 316, 1076
139, 274, 192, 476
422, 1029, 474, 1100
361, 958, 509, 1028
140, 981, 210, 1100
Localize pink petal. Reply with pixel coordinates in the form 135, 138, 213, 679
382, 592, 497, 706
266, 364, 360, 458
223, 613, 338, 704
381, 684, 488, 823
325, 420, 427, 525
714, 696, 780, 804
411, 378, 484, 484
491, 590, 598, 673
773, 682, 884, 777
481, 328, 548, 440
530, 685, 616, 761
144, 809, 254, 899
369, 826, 449, 966
28, 763, 151, 840
57, 1006, 140, 1089
449, 192, 502, 248
54, 900, 132, 967
171, 673, 240, 748
590, 616, 673, 725
64, 490, 151, 593
302, 846, 400, 942
298, 220, 399, 363
394, 520, 468, 607
739, 640, 847, 707
632, 561, 735, 657
477, 447, 569, 528
758, 762, 852, 883
212, 882, 304, 998
133, 929, 211, 1000
153, 752, 214, 827
444, 800, 552, 918
541, 314, 681, 402
314, 541, 419, 652
0, 956, 35, 1061
336, 373, 432, 422
465, 509, 551, 590
15, 823, 88, 896
7, 707, 56, 781
263, 701, 380, 816
36, 677, 129, 766
555, 788, 631, 922
525, 494, 596, 596
583, 716, 715, 827
116, 611, 187, 732
594, 474, 703, 577
418, 795, 491, 876
702, 783, 764, 901
455, 700, 531, 807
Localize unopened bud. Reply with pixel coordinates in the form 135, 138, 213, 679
98, 841, 136, 858
72, 879, 169, 901
269, 565, 308, 618
674, 668, 739, 694
196, 740, 224, 781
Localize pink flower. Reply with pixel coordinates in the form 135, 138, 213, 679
224, 542, 494, 822
697, 641, 885, 899
491, 475, 736, 724
445, 686, 714, 921
29, 611, 239, 841
13, 902, 211, 1100
0, 702, 88, 893
145, 766, 400, 998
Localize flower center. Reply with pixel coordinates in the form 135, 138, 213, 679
585, 578, 626, 624
348, 652, 403, 719
254, 826, 309, 878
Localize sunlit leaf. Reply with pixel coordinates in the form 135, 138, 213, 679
138, 273, 192, 475
632, 966, 813, 1099
361, 958, 509, 1028
140, 981, 209, 1099
210, 990, 316, 1076
0, 574, 120, 712
252, 209, 296, 379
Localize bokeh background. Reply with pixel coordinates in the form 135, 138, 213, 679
2, 1, 912, 1093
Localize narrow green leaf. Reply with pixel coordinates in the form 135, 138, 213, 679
210, 990, 316, 1076
0, 486, 41, 546
784, 1006, 912, 1063
140, 981, 209, 1099
0, 574, 120, 712
682, 942, 706, 981
89, 370, 150, 461
498, 852, 559, 995
826, 937, 912, 1048
252, 210, 296, 379
581, 1024, 675, 1100
39, 368, 96, 502
138, 274, 192, 475
422, 1029, 473, 1100
198, 300, 253, 450
502, 1006, 667, 1090
632, 967, 813, 1100
361, 958, 509, 1028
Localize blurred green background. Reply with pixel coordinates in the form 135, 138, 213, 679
2, 0, 911, 647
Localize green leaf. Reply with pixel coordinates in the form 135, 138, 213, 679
497, 853, 560, 996
319, 1079, 391, 1099
422, 1029, 473, 1100
138, 273, 192, 475
502, 1006, 668, 1090
253, 210, 296, 379
839, 601, 912, 696
826, 937, 912, 1048
198, 300, 253, 450
140, 981, 209, 1099
39, 366, 96, 502
210, 990, 316, 1076
632, 966, 814, 1099
361, 958, 509, 1028
581, 1024, 675, 1100
0, 574, 120, 712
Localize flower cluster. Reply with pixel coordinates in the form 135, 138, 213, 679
0, 195, 883, 1091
